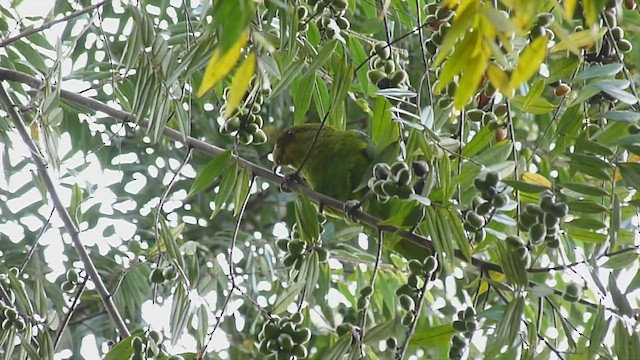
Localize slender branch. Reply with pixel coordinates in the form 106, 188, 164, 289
0, 68, 611, 314
19, 207, 55, 273
0, 0, 112, 48
54, 276, 88, 350
397, 265, 431, 359
0, 81, 129, 338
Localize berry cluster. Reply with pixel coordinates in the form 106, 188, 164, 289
308, 0, 350, 40
276, 220, 329, 271
395, 256, 438, 327
369, 161, 427, 203
366, 41, 409, 95
61, 268, 82, 292
218, 82, 270, 145
465, 171, 510, 243
130, 330, 164, 360
529, 12, 555, 40
449, 306, 478, 359
149, 264, 179, 284
562, 282, 582, 303
422, 3, 453, 57
257, 313, 312, 359
519, 194, 568, 249
505, 235, 532, 267
0, 304, 26, 332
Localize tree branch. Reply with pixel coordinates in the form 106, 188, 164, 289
0, 78, 129, 338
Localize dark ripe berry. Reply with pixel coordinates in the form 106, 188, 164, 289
465, 210, 485, 229
484, 186, 498, 199
505, 235, 524, 248
390, 70, 409, 86
452, 320, 467, 331
336, 16, 350, 30
471, 195, 485, 209
357, 296, 369, 310
290, 312, 304, 325
276, 238, 290, 251
530, 25, 546, 38
451, 334, 467, 347
399, 294, 415, 311
617, 39, 633, 53
287, 240, 305, 256
336, 323, 353, 336
386, 337, 398, 349
374, 163, 391, 180
292, 344, 308, 358
494, 128, 507, 142
463, 307, 476, 318
524, 203, 544, 215
540, 194, 555, 212
546, 236, 560, 249
396, 185, 413, 200
628, 124, 640, 134
611, 26, 624, 40
536, 13, 554, 27
360, 285, 373, 297
425, 3, 438, 14
367, 69, 386, 85
529, 223, 546, 245
467, 109, 485, 122
485, 171, 500, 186
474, 178, 489, 191
283, 254, 298, 267
293, 327, 312, 343
253, 129, 268, 145
396, 168, 412, 185
544, 213, 560, 228
519, 211, 538, 230
401, 312, 415, 326
473, 228, 487, 243
492, 193, 509, 209
494, 103, 508, 117
408, 259, 424, 275
550, 202, 569, 218
377, 76, 392, 89
149, 268, 165, 284
413, 178, 425, 195
476, 202, 493, 216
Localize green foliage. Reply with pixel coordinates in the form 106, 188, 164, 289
0, 0, 640, 359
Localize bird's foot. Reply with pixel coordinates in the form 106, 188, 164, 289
280, 172, 302, 193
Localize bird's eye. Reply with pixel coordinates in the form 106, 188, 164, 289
287, 130, 295, 137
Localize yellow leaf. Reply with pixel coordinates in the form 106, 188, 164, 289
614, 154, 640, 182
197, 30, 248, 97
224, 53, 256, 119
550, 28, 603, 54
564, 0, 577, 20
486, 63, 511, 97
479, 272, 504, 295
29, 122, 39, 142
509, 35, 548, 90
522, 172, 551, 188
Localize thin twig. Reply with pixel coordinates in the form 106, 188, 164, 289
0, 0, 112, 48
19, 207, 55, 273
397, 263, 431, 359
54, 276, 88, 349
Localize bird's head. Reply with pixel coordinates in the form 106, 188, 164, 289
272, 123, 328, 170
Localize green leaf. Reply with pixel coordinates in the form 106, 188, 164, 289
560, 182, 609, 197
302, 39, 338, 78
294, 194, 320, 242
210, 161, 239, 220
272, 282, 304, 314
188, 150, 232, 197
488, 296, 525, 356
602, 111, 640, 122
409, 324, 456, 348
502, 180, 549, 193
566, 200, 608, 214
371, 95, 399, 154
169, 284, 191, 345
618, 162, 640, 190
574, 63, 623, 80
511, 95, 556, 115
268, 58, 306, 100
588, 306, 610, 359
567, 228, 607, 244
